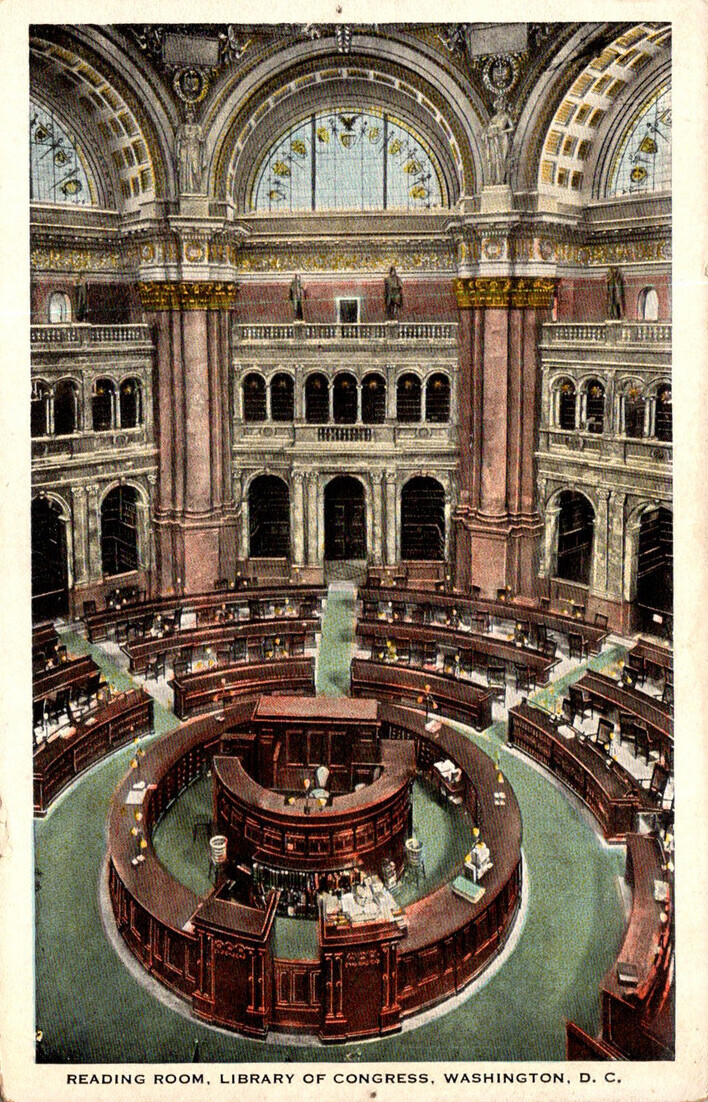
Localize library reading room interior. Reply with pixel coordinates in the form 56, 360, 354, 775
30, 21, 674, 1061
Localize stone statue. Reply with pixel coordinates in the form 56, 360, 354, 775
289, 274, 304, 319
75, 278, 88, 323
176, 107, 206, 194
384, 266, 403, 319
483, 104, 514, 186
606, 266, 626, 320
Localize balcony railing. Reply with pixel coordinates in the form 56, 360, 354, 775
31, 324, 152, 347
234, 321, 458, 343
543, 321, 671, 345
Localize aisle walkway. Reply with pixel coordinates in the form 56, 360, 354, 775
315, 583, 358, 696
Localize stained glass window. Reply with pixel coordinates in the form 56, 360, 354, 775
606, 85, 671, 197
30, 100, 94, 206
252, 109, 445, 212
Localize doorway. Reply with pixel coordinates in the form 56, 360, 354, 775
324, 476, 366, 560
32, 497, 69, 621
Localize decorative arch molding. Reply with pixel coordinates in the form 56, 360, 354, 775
207, 41, 486, 209
30, 27, 179, 208
622, 498, 672, 602
589, 58, 670, 200
510, 23, 670, 203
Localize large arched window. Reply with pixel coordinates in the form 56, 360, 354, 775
332, 373, 357, 424
31, 381, 50, 438
119, 378, 142, 429
92, 378, 116, 432
270, 373, 294, 421
584, 381, 605, 435
252, 109, 445, 212
425, 374, 450, 423
655, 384, 672, 441
249, 476, 290, 558
556, 491, 595, 586
558, 380, 577, 431
606, 85, 671, 198
401, 477, 445, 561
32, 497, 69, 620
54, 380, 79, 436
305, 373, 329, 424
396, 374, 421, 423
30, 100, 94, 206
101, 486, 139, 576
242, 374, 267, 422
362, 373, 386, 424
623, 384, 645, 438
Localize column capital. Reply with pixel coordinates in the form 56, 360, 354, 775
137, 281, 239, 312
455, 276, 555, 309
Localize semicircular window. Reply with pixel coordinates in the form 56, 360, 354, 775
251, 109, 445, 212
606, 85, 671, 198
30, 100, 94, 206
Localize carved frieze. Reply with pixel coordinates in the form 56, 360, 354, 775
455, 276, 555, 308
137, 281, 239, 311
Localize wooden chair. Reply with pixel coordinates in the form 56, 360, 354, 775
619, 713, 639, 755
627, 650, 646, 684
470, 585, 482, 599
620, 665, 639, 690
487, 663, 506, 687
82, 600, 97, 619
172, 657, 189, 679
231, 639, 247, 664
539, 596, 551, 611
529, 622, 548, 650
568, 684, 592, 721
542, 638, 558, 661
648, 762, 670, 802
633, 723, 651, 763
409, 644, 424, 668
662, 682, 674, 708
514, 665, 531, 693
496, 587, 509, 603
215, 644, 232, 666
594, 717, 614, 751
594, 612, 608, 630
392, 601, 406, 621
568, 632, 585, 660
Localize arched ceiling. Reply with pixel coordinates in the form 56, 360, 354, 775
535, 22, 670, 205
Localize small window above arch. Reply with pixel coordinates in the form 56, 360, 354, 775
48, 292, 72, 324
637, 287, 660, 321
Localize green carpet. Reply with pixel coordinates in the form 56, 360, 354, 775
316, 586, 357, 695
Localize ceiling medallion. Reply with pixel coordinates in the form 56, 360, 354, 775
482, 54, 520, 99
173, 68, 209, 104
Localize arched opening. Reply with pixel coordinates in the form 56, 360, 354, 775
243, 374, 267, 422
558, 380, 577, 430
32, 497, 69, 621
556, 491, 595, 586
101, 486, 139, 577
54, 380, 78, 436
401, 477, 445, 561
361, 373, 386, 424
623, 386, 645, 438
425, 373, 450, 422
636, 507, 673, 633
332, 373, 358, 424
119, 378, 142, 429
655, 384, 672, 441
92, 378, 116, 432
48, 291, 72, 324
637, 287, 659, 321
324, 476, 366, 560
249, 475, 290, 558
31, 381, 50, 438
396, 374, 421, 422
585, 380, 605, 434
270, 373, 294, 422
305, 373, 329, 423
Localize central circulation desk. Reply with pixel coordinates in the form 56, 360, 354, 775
108, 698, 522, 1041
350, 657, 493, 730
507, 701, 647, 841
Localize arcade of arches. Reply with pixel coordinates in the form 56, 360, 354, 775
30, 21, 672, 632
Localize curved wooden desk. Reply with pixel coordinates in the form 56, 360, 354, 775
171, 657, 316, 718
107, 697, 521, 1041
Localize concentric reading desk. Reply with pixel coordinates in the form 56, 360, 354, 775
108, 696, 522, 1042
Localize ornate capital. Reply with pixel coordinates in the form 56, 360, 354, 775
138, 281, 239, 311
455, 276, 556, 309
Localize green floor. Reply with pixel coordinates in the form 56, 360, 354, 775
35, 606, 629, 1062
316, 585, 357, 695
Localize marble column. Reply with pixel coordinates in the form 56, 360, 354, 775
371, 471, 384, 564
385, 471, 397, 564
306, 472, 319, 566
292, 472, 305, 565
